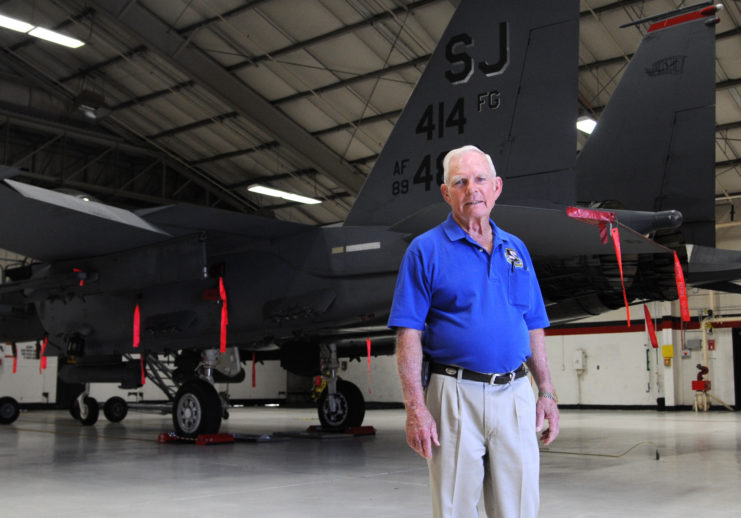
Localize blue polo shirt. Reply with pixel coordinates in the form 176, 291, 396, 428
388, 213, 550, 373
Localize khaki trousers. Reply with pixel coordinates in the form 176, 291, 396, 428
425, 373, 539, 518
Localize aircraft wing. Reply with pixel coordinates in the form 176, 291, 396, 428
391, 202, 671, 257
0, 177, 171, 262
0, 176, 311, 262
137, 205, 310, 239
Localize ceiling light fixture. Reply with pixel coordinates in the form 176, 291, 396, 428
74, 90, 110, 120
248, 185, 322, 205
577, 116, 597, 134
0, 14, 33, 33
28, 26, 84, 48
0, 13, 85, 48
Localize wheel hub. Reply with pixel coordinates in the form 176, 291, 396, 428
176, 394, 202, 434
322, 394, 348, 427
1, 404, 13, 419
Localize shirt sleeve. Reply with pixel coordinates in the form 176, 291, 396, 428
521, 244, 550, 330
387, 244, 431, 331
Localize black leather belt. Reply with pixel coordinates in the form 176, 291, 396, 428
430, 363, 528, 385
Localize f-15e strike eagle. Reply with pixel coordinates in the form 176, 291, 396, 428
1, 0, 736, 436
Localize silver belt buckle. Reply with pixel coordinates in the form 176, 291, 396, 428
490, 370, 515, 385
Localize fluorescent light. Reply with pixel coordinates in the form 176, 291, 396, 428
28, 27, 85, 48
248, 184, 322, 205
577, 116, 597, 134
0, 14, 33, 33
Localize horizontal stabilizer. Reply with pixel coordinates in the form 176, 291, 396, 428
391, 203, 671, 257
687, 245, 741, 284
0, 178, 170, 261
692, 281, 741, 295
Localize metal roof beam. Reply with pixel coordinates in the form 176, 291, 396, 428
176, 0, 271, 35
91, 0, 365, 194
225, 0, 441, 73
110, 80, 195, 111
0, 108, 250, 210
185, 109, 400, 166
148, 112, 238, 140
59, 45, 148, 83
310, 110, 401, 138
273, 55, 429, 105
190, 142, 280, 167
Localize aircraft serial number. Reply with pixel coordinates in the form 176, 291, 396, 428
390, 90, 501, 196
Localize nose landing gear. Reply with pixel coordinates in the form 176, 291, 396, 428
316, 343, 365, 431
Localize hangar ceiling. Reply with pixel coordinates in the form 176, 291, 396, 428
0, 0, 739, 239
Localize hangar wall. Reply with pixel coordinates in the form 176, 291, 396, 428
340, 291, 738, 410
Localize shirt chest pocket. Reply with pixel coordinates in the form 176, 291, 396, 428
508, 267, 532, 310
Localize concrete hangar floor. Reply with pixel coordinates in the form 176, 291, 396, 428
1, 407, 740, 517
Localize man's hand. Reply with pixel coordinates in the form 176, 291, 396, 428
405, 404, 440, 459
535, 396, 559, 445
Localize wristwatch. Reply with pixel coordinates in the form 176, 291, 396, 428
538, 391, 558, 403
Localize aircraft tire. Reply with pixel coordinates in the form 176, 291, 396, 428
77, 397, 99, 426
103, 397, 128, 423
0, 396, 20, 425
172, 379, 222, 438
317, 379, 365, 431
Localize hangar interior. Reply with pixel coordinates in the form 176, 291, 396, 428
1, 1, 741, 516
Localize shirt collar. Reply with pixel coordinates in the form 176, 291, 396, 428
442, 213, 509, 248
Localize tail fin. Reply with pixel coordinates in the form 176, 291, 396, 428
345, 0, 579, 227
575, 6, 719, 247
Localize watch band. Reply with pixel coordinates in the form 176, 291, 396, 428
538, 391, 558, 403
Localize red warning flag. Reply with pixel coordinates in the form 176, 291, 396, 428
11, 342, 18, 374
610, 226, 630, 326
219, 277, 228, 353
567, 207, 630, 325
366, 337, 373, 395
133, 304, 141, 348
566, 206, 614, 244
252, 352, 257, 388
72, 268, 85, 287
673, 252, 691, 322
140, 356, 146, 386
643, 304, 659, 348
39, 335, 48, 373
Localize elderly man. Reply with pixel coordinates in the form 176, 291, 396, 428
388, 145, 559, 518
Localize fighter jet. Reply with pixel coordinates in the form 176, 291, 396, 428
0, 0, 734, 435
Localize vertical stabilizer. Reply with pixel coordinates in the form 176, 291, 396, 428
345, 0, 579, 227
576, 8, 718, 246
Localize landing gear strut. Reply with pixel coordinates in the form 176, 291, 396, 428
73, 385, 99, 426
317, 343, 365, 430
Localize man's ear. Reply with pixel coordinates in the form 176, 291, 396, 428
493, 176, 503, 201
440, 182, 450, 204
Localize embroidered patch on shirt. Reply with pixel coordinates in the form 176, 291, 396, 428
505, 247, 523, 268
